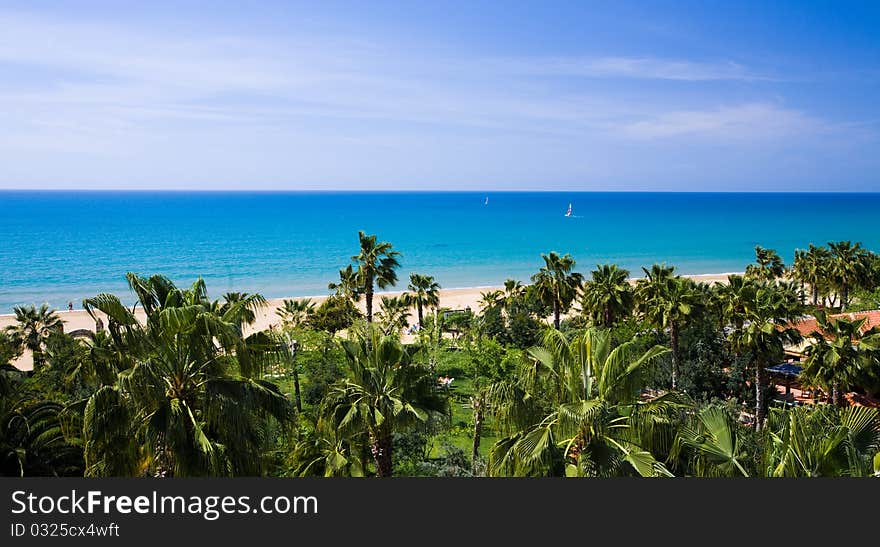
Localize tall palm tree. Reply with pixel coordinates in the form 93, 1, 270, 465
801, 311, 880, 406
531, 252, 584, 329
635, 265, 702, 389
580, 264, 633, 327
407, 273, 440, 327
745, 245, 786, 281
828, 241, 871, 311
722, 277, 802, 430
797, 244, 832, 306
6, 304, 63, 371
790, 249, 809, 305
469, 382, 487, 474
351, 231, 401, 323
487, 328, 675, 477
80, 273, 293, 477
321, 324, 448, 476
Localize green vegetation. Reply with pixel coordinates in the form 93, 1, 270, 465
2, 236, 880, 477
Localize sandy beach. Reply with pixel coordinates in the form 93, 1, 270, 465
1, 272, 738, 371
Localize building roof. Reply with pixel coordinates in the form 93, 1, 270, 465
791, 309, 880, 338
785, 309, 880, 355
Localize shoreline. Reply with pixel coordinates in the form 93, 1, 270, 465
0, 273, 739, 318
0, 272, 740, 372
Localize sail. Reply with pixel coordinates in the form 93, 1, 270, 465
565, 203, 572, 217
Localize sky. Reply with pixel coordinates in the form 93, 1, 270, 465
0, 0, 879, 191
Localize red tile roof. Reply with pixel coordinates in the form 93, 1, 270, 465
789, 309, 880, 339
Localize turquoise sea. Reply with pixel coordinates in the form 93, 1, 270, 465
1, 191, 879, 313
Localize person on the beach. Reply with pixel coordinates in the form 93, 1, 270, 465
68, 301, 73, 311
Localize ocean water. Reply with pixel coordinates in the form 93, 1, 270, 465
1, 191, 879, 313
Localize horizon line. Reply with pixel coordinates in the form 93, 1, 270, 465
2, 188, 880, 194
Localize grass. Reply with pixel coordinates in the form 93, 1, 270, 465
427, 375, 501, 459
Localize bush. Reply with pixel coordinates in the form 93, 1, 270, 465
308, 295, 361, 334
0, 331, 22, 367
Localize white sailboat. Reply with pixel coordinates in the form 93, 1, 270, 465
565, 203, 572, 217
485, 196, 489, 205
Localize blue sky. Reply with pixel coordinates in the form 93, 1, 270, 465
1, 0, 879, 191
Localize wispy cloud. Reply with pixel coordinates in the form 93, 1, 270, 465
490, 56, 772, 81
614, 103, 821, 140
0, 11, 779, 132
0, 9, 871, 190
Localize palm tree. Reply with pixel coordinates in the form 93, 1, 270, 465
673, 405, 750, 477
487, 328, 675, 477
81, 273, 293, 477
469, 387, 486, 474
321, 324, 448, 476
796, 244, 832, 306
217, 291, 267, 329
407, 273, 440, 327
635, 265, 702, 390
531, 252, 584, 329
790, 249, 809, 305
722, 277, 802, 430
828, 241, 871, 311
287, 416, 366, 477
276, 298, 316, 329
6, 304, 63, 371
375, 295, 411, 336
580, 264, 633, 327
745, 245, 786, 281
328, 264, 361, 302
0, 365, 84, 476
479, 290, 503, 312
351, 231, 401, 323
501, 279, 525, 310
801, 311, 880, 406
766, 405, 880, 477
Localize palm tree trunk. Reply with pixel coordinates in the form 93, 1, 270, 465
553, 300, 561, 330
670, 321, 680, 390
840, 285, 848, 311
292, 368, 302, 413
812, 284, 818, 306
365, 285, 374, 323
154, 440, 174, 478
755, 361, 768, 431
603, 305, 612, 327
471, 397, 483, 474
359, 442, 370, 475
832, 380, 841, 407
417, 302, 424, 327
371, 431, 393, 477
